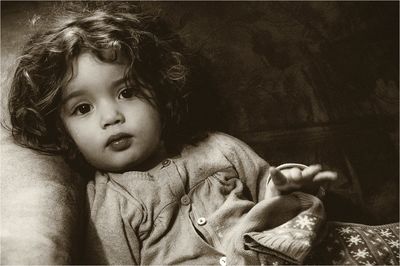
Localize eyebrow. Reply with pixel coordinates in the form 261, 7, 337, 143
111, 76, 127, 88
61, 89, 86, 105
62, 77, 127, 104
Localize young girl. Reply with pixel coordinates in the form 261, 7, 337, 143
8, 3, 337, 265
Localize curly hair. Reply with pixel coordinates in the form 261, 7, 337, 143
8, 2, 221, 173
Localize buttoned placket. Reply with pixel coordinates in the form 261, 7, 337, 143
161, 159, 191, 209
160, 158, 227, 264
190, 209, 225, 253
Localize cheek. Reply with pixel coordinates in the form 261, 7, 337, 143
145, 106, 162, 138
68, 126, 101, 166
129, 101, 162, 135
63, 119, 94, 150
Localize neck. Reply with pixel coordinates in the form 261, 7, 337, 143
132, 143, 168, 172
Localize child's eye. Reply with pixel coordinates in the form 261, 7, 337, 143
119, 88, 135, 99
73, 103, 92, 115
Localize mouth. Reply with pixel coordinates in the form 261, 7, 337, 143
106, 133, 133, 151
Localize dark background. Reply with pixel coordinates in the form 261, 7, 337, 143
1, 1, 399, 224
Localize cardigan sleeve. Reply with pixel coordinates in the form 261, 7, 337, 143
84, 174, 145, 265
213, 132, 271, 202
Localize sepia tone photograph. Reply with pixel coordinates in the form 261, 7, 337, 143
1, 1, 399, 264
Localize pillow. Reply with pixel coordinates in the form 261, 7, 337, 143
0, 130, 86, 264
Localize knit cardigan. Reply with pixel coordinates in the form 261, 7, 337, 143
84, 132, 325, 265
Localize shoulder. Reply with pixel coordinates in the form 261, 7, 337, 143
87, 172, 160, 237
199, 132, 268, 171
200, 131, 255, 156
180, 131, 256, 163
187, 131, 247, 150
87, 172, 148, 221
207, 131, 249, 147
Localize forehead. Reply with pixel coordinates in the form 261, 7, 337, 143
64, 52, 128, 92
73, 52, 126, 77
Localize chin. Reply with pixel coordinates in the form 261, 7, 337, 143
94, 150, 153, 173
94, 160, 133, 173
110, 158, 146, 173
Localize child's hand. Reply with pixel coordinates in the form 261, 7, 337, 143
268, 164, 337, 196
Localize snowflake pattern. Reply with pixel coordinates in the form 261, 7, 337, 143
318, 224, 400, 265
337, 227, 353, 235
347, 235, 364, 247
295, 215, 316, 230
388, 239, 399, 249
351, 248, 372, 260
260, 209, 398, 265
379, 229, 393, 238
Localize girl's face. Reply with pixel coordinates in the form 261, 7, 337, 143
60, 52, 163, 172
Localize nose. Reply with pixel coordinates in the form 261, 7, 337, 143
100, 103, 125, 129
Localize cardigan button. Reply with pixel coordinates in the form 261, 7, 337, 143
161, 159, 171, 167
219, 256, 227, 266
197, 217, 206, 226
180, 195, 191, 205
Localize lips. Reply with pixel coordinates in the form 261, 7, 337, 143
106, 133, 133, 151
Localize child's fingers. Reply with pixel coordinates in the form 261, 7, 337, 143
270, 167, 304, 191
301, 164, 322, 179
269, 167, 287, 186
312, 171, 338, 182
288, 167, 303, 182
